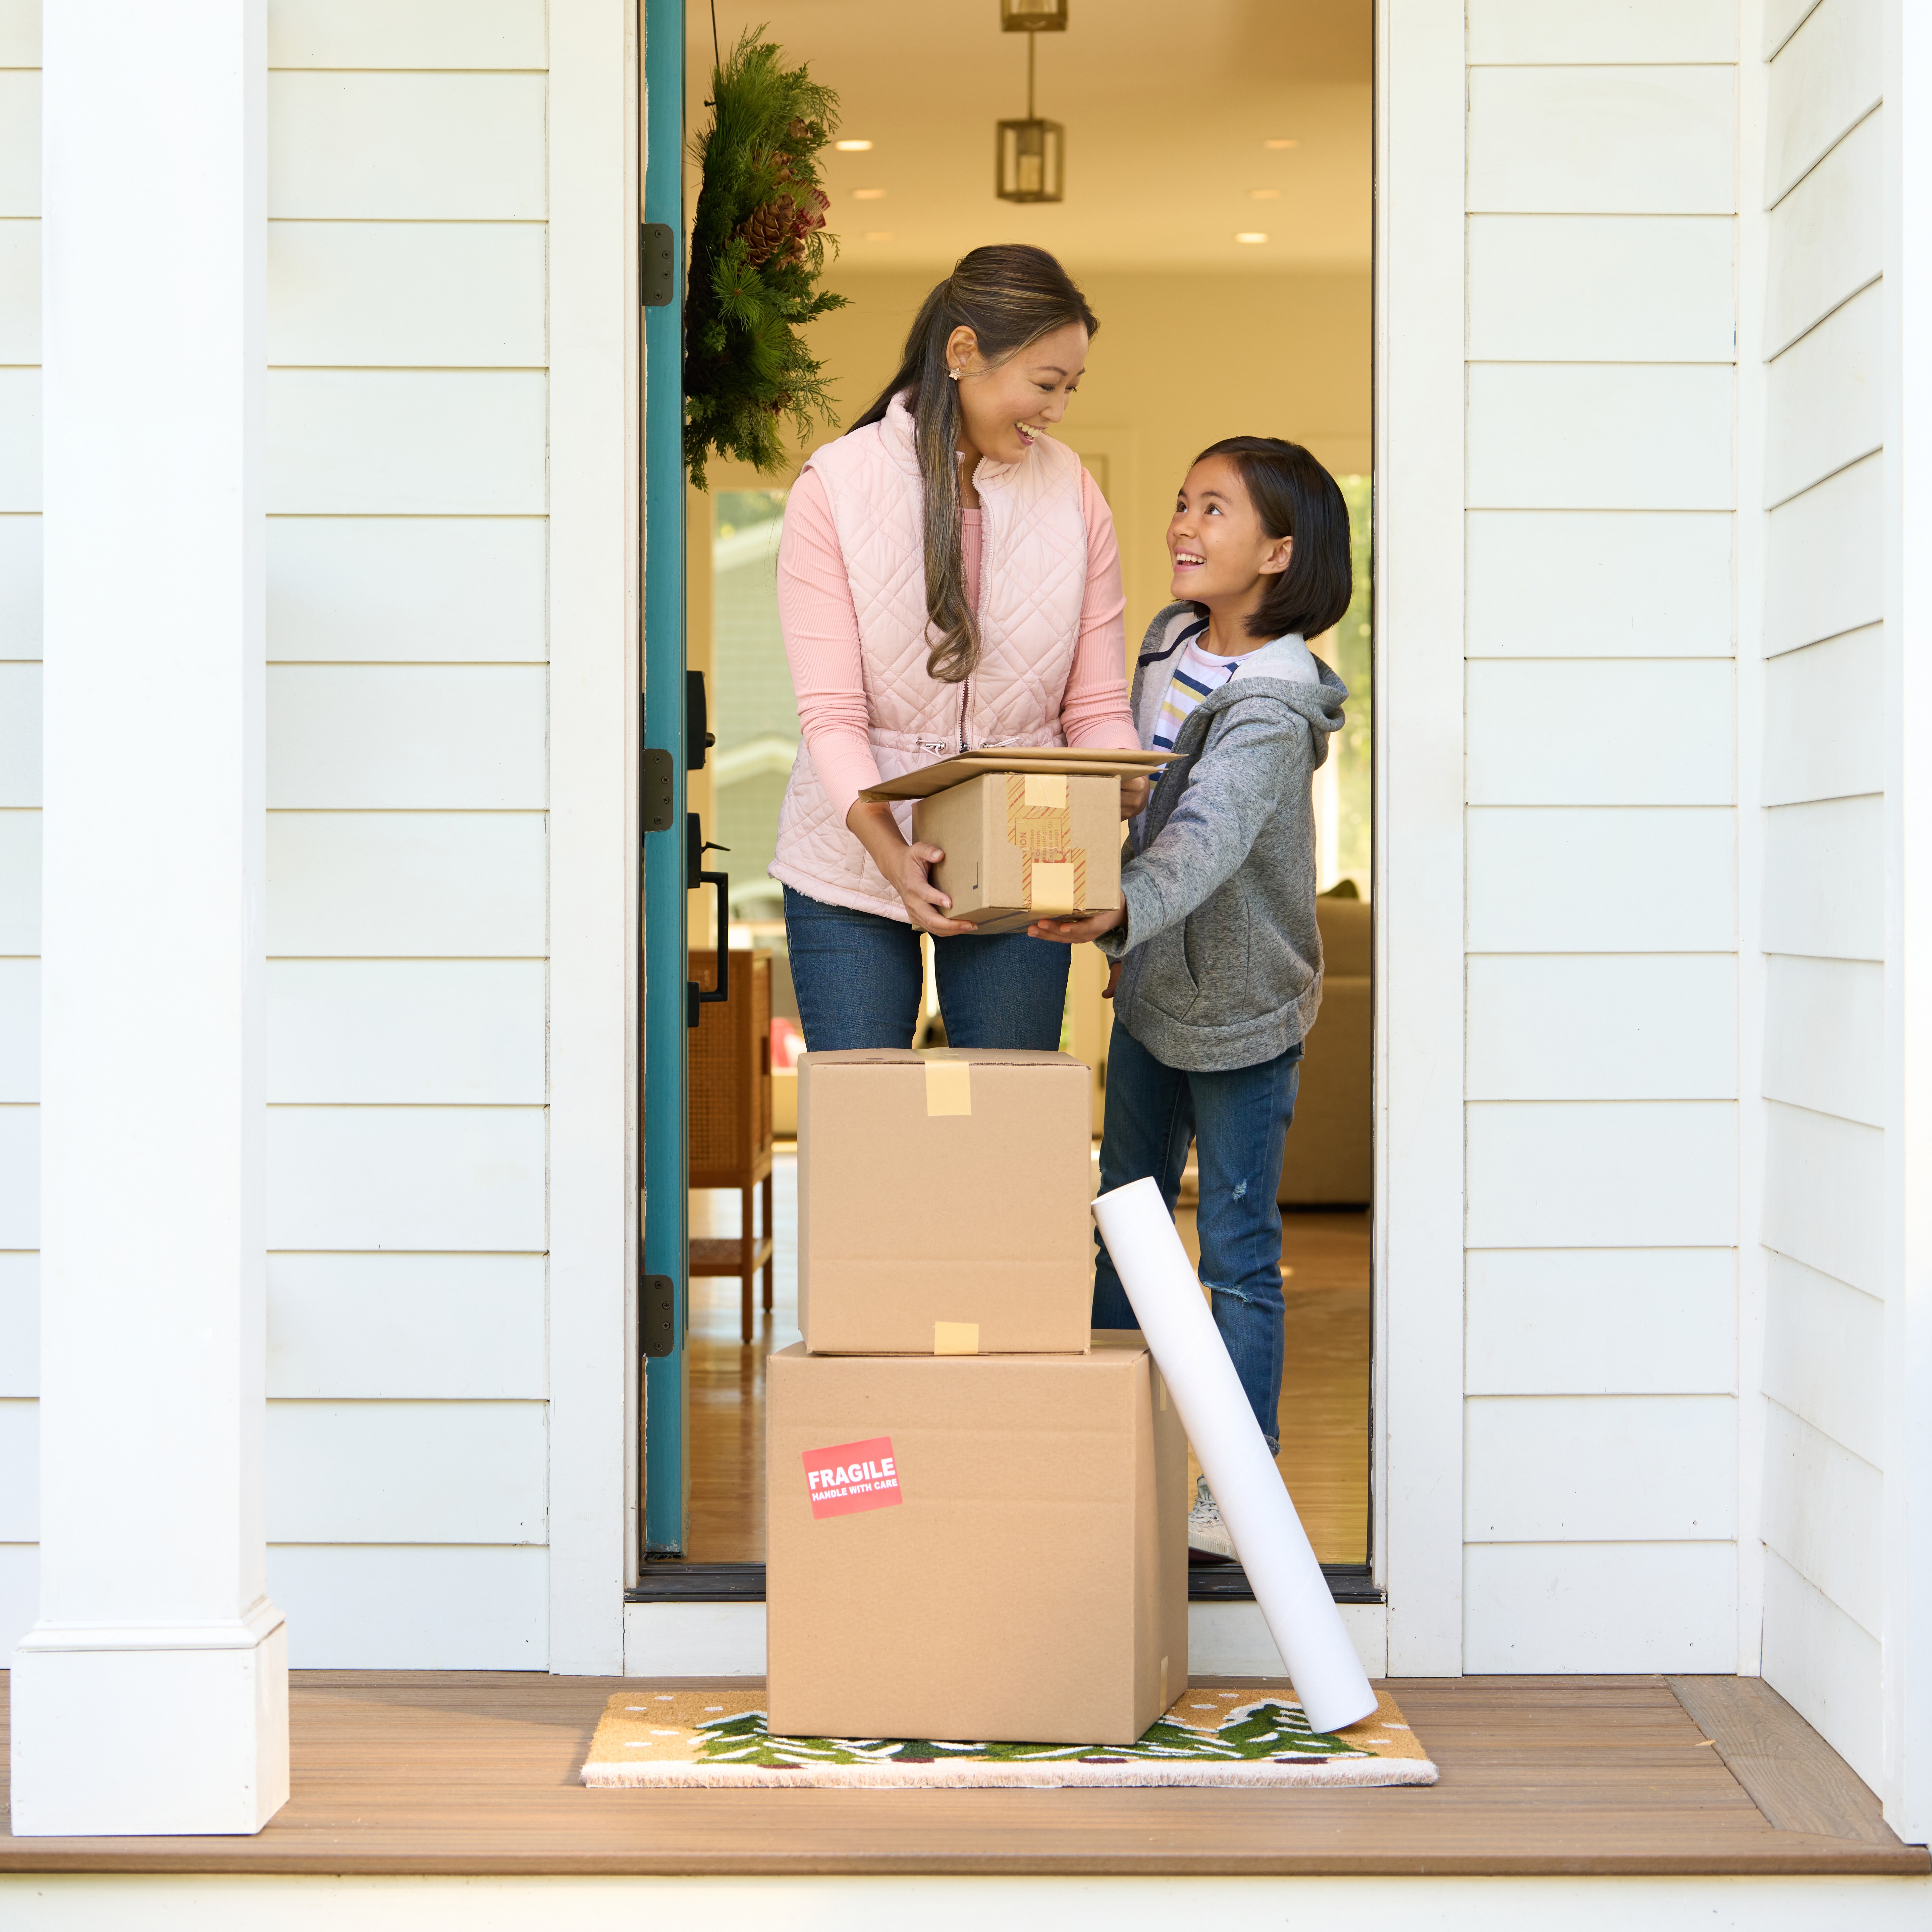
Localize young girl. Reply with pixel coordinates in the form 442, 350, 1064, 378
1028, 436, 1352, 1556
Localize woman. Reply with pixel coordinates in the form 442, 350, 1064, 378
771, 244, 1142, 1051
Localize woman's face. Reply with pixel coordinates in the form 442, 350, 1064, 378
947, 320, 1089, 466
1166, 455, 1292, 606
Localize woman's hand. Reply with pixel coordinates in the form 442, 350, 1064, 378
1026, 904, 1126, 945
1118, 774, 1151, 819
845, 799, 977, 937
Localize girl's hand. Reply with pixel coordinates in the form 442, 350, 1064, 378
1118, 774, 1150, 819
1026, 904, 1126, 945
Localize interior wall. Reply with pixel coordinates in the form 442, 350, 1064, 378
1751, 0, 1887, 1791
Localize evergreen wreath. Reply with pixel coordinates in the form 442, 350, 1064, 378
684, 26, 848, 489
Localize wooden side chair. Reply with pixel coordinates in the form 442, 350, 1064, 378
688, 948, 774, 1344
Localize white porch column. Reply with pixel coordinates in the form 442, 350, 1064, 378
9, 0, 287, 1835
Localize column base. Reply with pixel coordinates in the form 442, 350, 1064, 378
9, 1596, 289, 1836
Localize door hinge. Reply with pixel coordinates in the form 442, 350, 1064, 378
641, 1272, 677, 1357
641, 745, 675, 834
641, 223, 676, 308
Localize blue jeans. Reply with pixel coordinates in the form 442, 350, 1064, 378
783, 885, 1071, 1051
1092, 1025, 1302, 1454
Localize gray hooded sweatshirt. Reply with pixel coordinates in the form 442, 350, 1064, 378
1098, 602, 1348, 1073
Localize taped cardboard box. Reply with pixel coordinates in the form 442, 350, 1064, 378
915, 771, 1123, 935
766, 1335, 1188, 1745
799, 1047, 1093, 1355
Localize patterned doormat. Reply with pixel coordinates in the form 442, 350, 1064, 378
581, 1683, 1436, 1789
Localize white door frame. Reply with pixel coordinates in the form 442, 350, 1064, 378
566, 0, 1476, 1679
1374, 0, 1468, 1675
545, 0, 642, 1677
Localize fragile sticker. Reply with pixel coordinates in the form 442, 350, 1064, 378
802, 1437, 903, 1519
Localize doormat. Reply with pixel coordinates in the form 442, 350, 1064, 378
581, 1683, 1436, 1789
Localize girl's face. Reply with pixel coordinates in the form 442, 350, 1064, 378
947, 321, 1089, 467
1167, 455, 1292, 607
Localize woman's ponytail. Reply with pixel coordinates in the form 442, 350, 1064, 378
851, 245, 1098, 683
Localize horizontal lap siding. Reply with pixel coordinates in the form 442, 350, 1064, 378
1462, 11, 1739, 1672
263, 9, 551, 1669
0, 20, 35, 1656
0, 4, 558, 1666
1754, 0, 1886, 1786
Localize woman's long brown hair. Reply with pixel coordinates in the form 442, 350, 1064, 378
850, 245, 1098, 683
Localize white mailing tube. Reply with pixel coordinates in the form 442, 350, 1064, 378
1092, 1176, 1378, 1734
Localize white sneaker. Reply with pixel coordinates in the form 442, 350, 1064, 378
1187, 1475, 1237, 1560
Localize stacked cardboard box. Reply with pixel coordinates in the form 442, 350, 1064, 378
767, 1046, 1189, 1746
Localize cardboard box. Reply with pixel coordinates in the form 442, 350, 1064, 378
766, 1335, 1188, 1745
799, 1048, 1093, 1355
914, 771, 1122, 934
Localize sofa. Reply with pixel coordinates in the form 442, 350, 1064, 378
1278, 893, 1372, 1206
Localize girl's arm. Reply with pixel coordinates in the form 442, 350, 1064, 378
775, 470, 976, 935
1029, 704, 1308, 950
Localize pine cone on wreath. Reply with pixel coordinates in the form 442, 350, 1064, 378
737, 199, 794, 267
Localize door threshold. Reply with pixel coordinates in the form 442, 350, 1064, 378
627, 1560, 1383, 1605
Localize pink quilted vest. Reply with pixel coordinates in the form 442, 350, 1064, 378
770, 391, 1091, 919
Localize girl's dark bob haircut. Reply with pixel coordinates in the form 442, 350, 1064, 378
1190, 435, 1353, 642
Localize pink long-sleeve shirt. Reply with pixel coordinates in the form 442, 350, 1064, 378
776, 464, 1140, 823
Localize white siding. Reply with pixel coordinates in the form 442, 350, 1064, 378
269, 518, 547, 663
268, 1544, 547, 1670
0, 1251, 35, 1397
1462, 15, 1740, 1674
1753, 0, 1888, 1774
1467, 511, 1734, 659
1465, 1249, 1735, 1397
1464, 1542, 1738, 1673
261, 19, 552, 1665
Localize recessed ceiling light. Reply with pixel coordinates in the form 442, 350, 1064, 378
835, 139, 873, 151
1234, 232, 1269, 245
1248, 188, 1281, 200
864, 231, 895, 241
1263, 138, 1298, 150
852, 188, 887, 200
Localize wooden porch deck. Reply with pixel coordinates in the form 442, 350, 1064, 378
1, 1671, 1924, 1876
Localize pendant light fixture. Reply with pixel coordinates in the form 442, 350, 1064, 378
996, 0, 1066, 204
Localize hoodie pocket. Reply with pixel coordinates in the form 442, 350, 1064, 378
1140, 924, 1200, 1021
1179, 889, 1252, 1025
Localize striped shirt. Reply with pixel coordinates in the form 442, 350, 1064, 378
1150, 637, 1250, 755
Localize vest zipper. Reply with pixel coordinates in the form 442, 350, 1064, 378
958, 675, 970, 754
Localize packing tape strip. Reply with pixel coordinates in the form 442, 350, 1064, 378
920, 1049, 972, 1116
1005, 772, 1087, 914
932, 1321, 980, 1355
1029, 862, 1077, 914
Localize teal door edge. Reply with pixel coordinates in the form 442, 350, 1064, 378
641, 0, 689, 1555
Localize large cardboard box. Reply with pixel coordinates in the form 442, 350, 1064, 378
766, 1336, 1188, 1744
799, 1047, 1092, 1355
914, 771, 1122, 934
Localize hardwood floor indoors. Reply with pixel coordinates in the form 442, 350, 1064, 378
686, 1146, 1370, 1566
